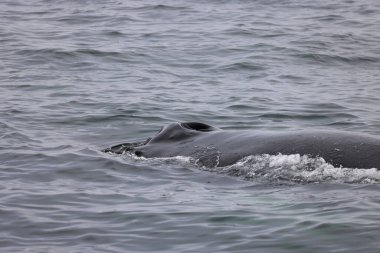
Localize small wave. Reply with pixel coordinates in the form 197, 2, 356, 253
50, 114, 130, 126
102, 30, 124, 36
56, 15, 110, 25
16, 48, 124, 59
215, 62, 267, 72
304, 14, 344, 22
226, 104, 266, 111
294, 53, 379, 65
133, 4, 188, 11
258, 112, 357, 121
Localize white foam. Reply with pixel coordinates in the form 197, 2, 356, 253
120, 152, 194, 166
109, 152, 380, 184
217, 154, 380, 184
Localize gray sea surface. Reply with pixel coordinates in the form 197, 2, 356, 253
1, 0, 380, 252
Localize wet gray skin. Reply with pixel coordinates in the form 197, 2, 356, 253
104, 122, 380, 169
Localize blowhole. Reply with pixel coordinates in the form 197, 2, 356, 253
180, 122, 216, 132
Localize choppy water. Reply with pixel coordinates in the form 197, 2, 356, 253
1, 0, 380, 252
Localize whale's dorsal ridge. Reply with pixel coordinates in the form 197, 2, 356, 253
104, 122, 380, 169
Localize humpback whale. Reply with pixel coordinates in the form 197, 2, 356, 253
104, 122, 380, 169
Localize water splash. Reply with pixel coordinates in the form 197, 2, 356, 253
114, 152, 380, 184
205, 154, 380, 184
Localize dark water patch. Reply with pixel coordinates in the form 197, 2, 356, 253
304, 14, 344, 22
0, 131, 40, 147
278, 74, 310, 82
303, 102, 348, 110
296, 3, 343, 10
294, 53, 379, 65
68, 114, 130, 126
56, 15, 111, 25
40, 99, 111, 109
102, 30, 124, 37
216, 62, 267, 72
357, 8, 378, 16
8, 48, 148, 71
223, 27, 272, 37
15, 48, 126, 60
258, 112, 358, 121
226, 104, 267, 112
134, 4, 189, 11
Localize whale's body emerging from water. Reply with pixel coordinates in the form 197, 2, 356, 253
104, 122, 380, 169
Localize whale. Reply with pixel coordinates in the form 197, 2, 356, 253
103, 122, 380, 169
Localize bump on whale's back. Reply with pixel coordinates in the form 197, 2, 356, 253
147, 122, 219, 144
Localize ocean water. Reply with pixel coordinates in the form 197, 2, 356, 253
1, 0, 380, 252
